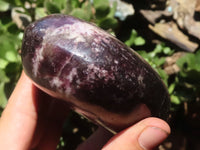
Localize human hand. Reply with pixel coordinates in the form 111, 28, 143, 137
0, 72, 170, 150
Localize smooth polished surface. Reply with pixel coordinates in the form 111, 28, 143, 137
21, 14, 170, 133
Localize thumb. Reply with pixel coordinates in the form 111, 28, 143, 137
102, 117, 170, 150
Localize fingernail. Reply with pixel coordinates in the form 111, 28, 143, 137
138, 127, 169, 150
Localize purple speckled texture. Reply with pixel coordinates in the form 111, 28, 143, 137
21, 14, 170, 133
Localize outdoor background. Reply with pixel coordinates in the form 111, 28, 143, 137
0, 0, 200, 149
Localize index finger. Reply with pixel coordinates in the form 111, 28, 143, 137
0, 72, 70, 150
0, 72, 38, 150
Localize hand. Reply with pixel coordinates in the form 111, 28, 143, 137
0, 72, 170, 150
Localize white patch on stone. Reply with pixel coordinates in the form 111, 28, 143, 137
42, 21, 107, 44
66, 68, 78, 82
62, 68, 78, 96
94, 47, 101, 52
87, 64, 115, 82
121, 54, 128, 60
138, 74, 145, 88
50, 68, 78, 96
73, 22, 95, 36
50, 76, 63, 88
39, 28, 45, 32
93, 36, 102, 44
42, 24, 82, 43
32, 46, 44, 76
114, 60, 119, 64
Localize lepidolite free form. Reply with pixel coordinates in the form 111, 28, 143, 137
21, 14, 170, 134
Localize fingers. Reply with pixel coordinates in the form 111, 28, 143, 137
0, 72, 38, 150
76, 117, 170, 150
0, 72, 70, 150
76, 127, 113, 150
32, 88, 70, 150
102, 117, 170, 150
32, 118, 64, 150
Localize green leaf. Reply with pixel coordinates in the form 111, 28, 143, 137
177, 51, 200, 83
35, 7, 48, 20
70, 8, 90, 21
125, 29, 137, 47
45, 1, 60, 14
0, 69, 9, 83
0, 58, 8, 69
0, 0, 10, 12
36, 0, 44, 6
168, 83, 176, 94
137, 50, 149, 59
156, 68, 168, 86
98, 17, 118, 30
5, 50, 18, 62
107, 1, 117, 18
52, 0, 66, 10
63, 0, 80, 14
0, 82, 8, 108
0, 33, 20, 63
153, 44, 163, 53
163, 47, 174, 55
5, 62, 21, 76
134, 36, 145, 46
174, 51, 200, 100
69, 0, 81, 9
153, 57, 165, 66
81, 2, 93, 20
93, 0, 110, 19
125, 29, 145, 47
171, 95, 181, 105
176, 53, 194, 70
0, 66, 9, 108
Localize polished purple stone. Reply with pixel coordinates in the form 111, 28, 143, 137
21, 14, 170, 133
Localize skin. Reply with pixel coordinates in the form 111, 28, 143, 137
0, 72, 170, 150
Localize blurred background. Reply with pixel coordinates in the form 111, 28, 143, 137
0, 0, 200, 149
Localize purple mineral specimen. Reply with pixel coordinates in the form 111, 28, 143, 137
21, 14, 170, 133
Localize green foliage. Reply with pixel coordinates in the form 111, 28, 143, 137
125, 29, 145, 47
93, 0, 110, 19
70, 7, 91, 21
0, 19, 22, 111
0, 70, 9, 109
92, 0, 118, 30
44, 1, 61, 14
136, 41, 200, 107
173, 50, 200, 105
137, 43, 174, 86
177, 51, 200, 79
42, 0, 118, 30
137, 44, 200, 108
0, 0, 10, 12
